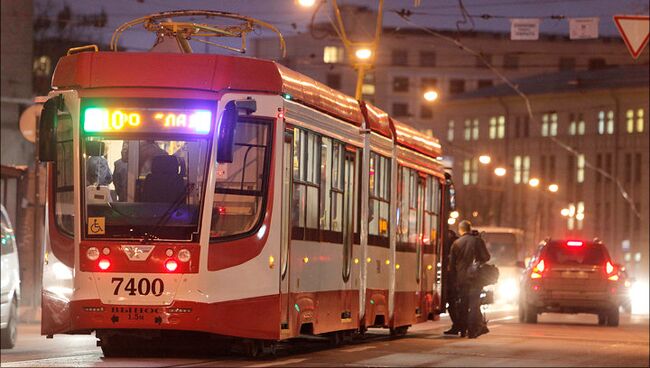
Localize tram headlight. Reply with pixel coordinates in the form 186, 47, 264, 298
86, 247, 100, 261
178, 249, 191, 263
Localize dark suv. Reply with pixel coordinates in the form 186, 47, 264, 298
519, 239, 622, 326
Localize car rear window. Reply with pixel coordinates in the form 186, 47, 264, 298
545, 242, 607, 265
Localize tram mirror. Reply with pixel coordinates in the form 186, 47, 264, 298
38, 96, 62, 162
216, 101, 238, 163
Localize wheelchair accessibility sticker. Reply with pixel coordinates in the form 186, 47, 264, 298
88, 217, 105, 235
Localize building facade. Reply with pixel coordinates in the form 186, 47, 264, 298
432, 65, 649, 279
1, 0, 34, 166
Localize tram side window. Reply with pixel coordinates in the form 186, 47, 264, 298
292, 129, 321, 236
56, 112, 74, 235
368, 152, 390, 239
211, 119, 271, 238
424, 175, 442, 253
397, 165, 418, 247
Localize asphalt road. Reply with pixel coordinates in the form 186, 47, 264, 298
2, 307, 648, 367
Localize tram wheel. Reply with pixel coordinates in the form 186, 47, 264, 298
389, 325, 409, 337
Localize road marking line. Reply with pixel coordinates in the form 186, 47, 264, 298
247, 358, 307, 367
489, 315, 516, 322
340, 345, 377, 352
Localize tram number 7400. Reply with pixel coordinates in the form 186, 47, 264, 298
111, 277, 164, 296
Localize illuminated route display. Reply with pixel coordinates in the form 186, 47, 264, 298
83, 107, 213, 135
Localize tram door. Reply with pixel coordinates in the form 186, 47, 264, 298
280, 130, 293, 337
341, 149, 356, 320
416, 176, 426, 319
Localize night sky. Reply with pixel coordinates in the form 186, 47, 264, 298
35, 0, 650, 51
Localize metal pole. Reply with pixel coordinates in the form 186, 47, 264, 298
354, 64, 366, 101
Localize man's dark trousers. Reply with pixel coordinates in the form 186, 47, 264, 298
457, 284, 483, 337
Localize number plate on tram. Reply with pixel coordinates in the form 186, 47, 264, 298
93, 273, 181, 306
111, 277, 165, 296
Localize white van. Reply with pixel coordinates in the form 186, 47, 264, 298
475, 227, 525, 305
1, 205, 20, 349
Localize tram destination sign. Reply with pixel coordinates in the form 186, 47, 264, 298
83, 107, 212, 135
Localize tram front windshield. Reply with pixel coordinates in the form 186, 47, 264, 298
83, 137, 209, 241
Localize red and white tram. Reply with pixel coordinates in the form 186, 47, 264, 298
37, 12, 456, 356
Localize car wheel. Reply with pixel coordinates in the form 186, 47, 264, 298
1, 298, 18, 349
597, 312, 607, 326
606, 307, 619, 327
525, 303, 537, 324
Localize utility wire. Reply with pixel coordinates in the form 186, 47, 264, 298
395, 10, 642, 220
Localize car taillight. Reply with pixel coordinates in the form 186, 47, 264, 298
531, 259, 546, 279
605, 261, 618, 281
165, 259, 178, 272
98, 258, 111, 271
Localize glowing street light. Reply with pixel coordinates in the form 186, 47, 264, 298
478, 155, 491, 165
296, 0, 317, 7
423, 90, 439, 102
528, 178, 540, 187
494, 167, 506, 176
548, 183, 559, 193
448, 217, 457, 225
450, 210, 459, 219
576, 213, 585, 221
355, 48, 372, 60
560, 208, 570, 217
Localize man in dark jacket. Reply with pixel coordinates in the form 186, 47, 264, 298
449, 220, 490, 338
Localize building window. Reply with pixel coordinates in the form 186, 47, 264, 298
598, 110, 614, 134
476, 53, 491, 68
420, 105, 433, 119
559, 57, 576, 71
447, 120, 455, 142
577, 154, 585, 183
419, 50, 436, 67
503, 54, 519, 69
362, 72, 376, 97
33, 55, 52, 77
420, 77, 437, 91
449, 79, 465, 95
393, 76, 409, 92
323, 46, 344, 63
588, 58, 607, 70
548, 155, 556, 181
625, 153, 632, 183
542, 112, 558, 137
567, 203, 575, 230
463, 158, 478, 185
392, 49, 408, 66
472, 119, 479, 140
569, 113, 585, 135
326, 73, 341, 90
464, 119, 471, 141
392, 103, 409, 117
624, 108, 644, 133
576, 201, 585, 230
477, 79, 493, 89
488, 116, 505, 139
514, 155, 530, 184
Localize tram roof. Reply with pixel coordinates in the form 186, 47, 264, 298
52, 51, 441, 158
